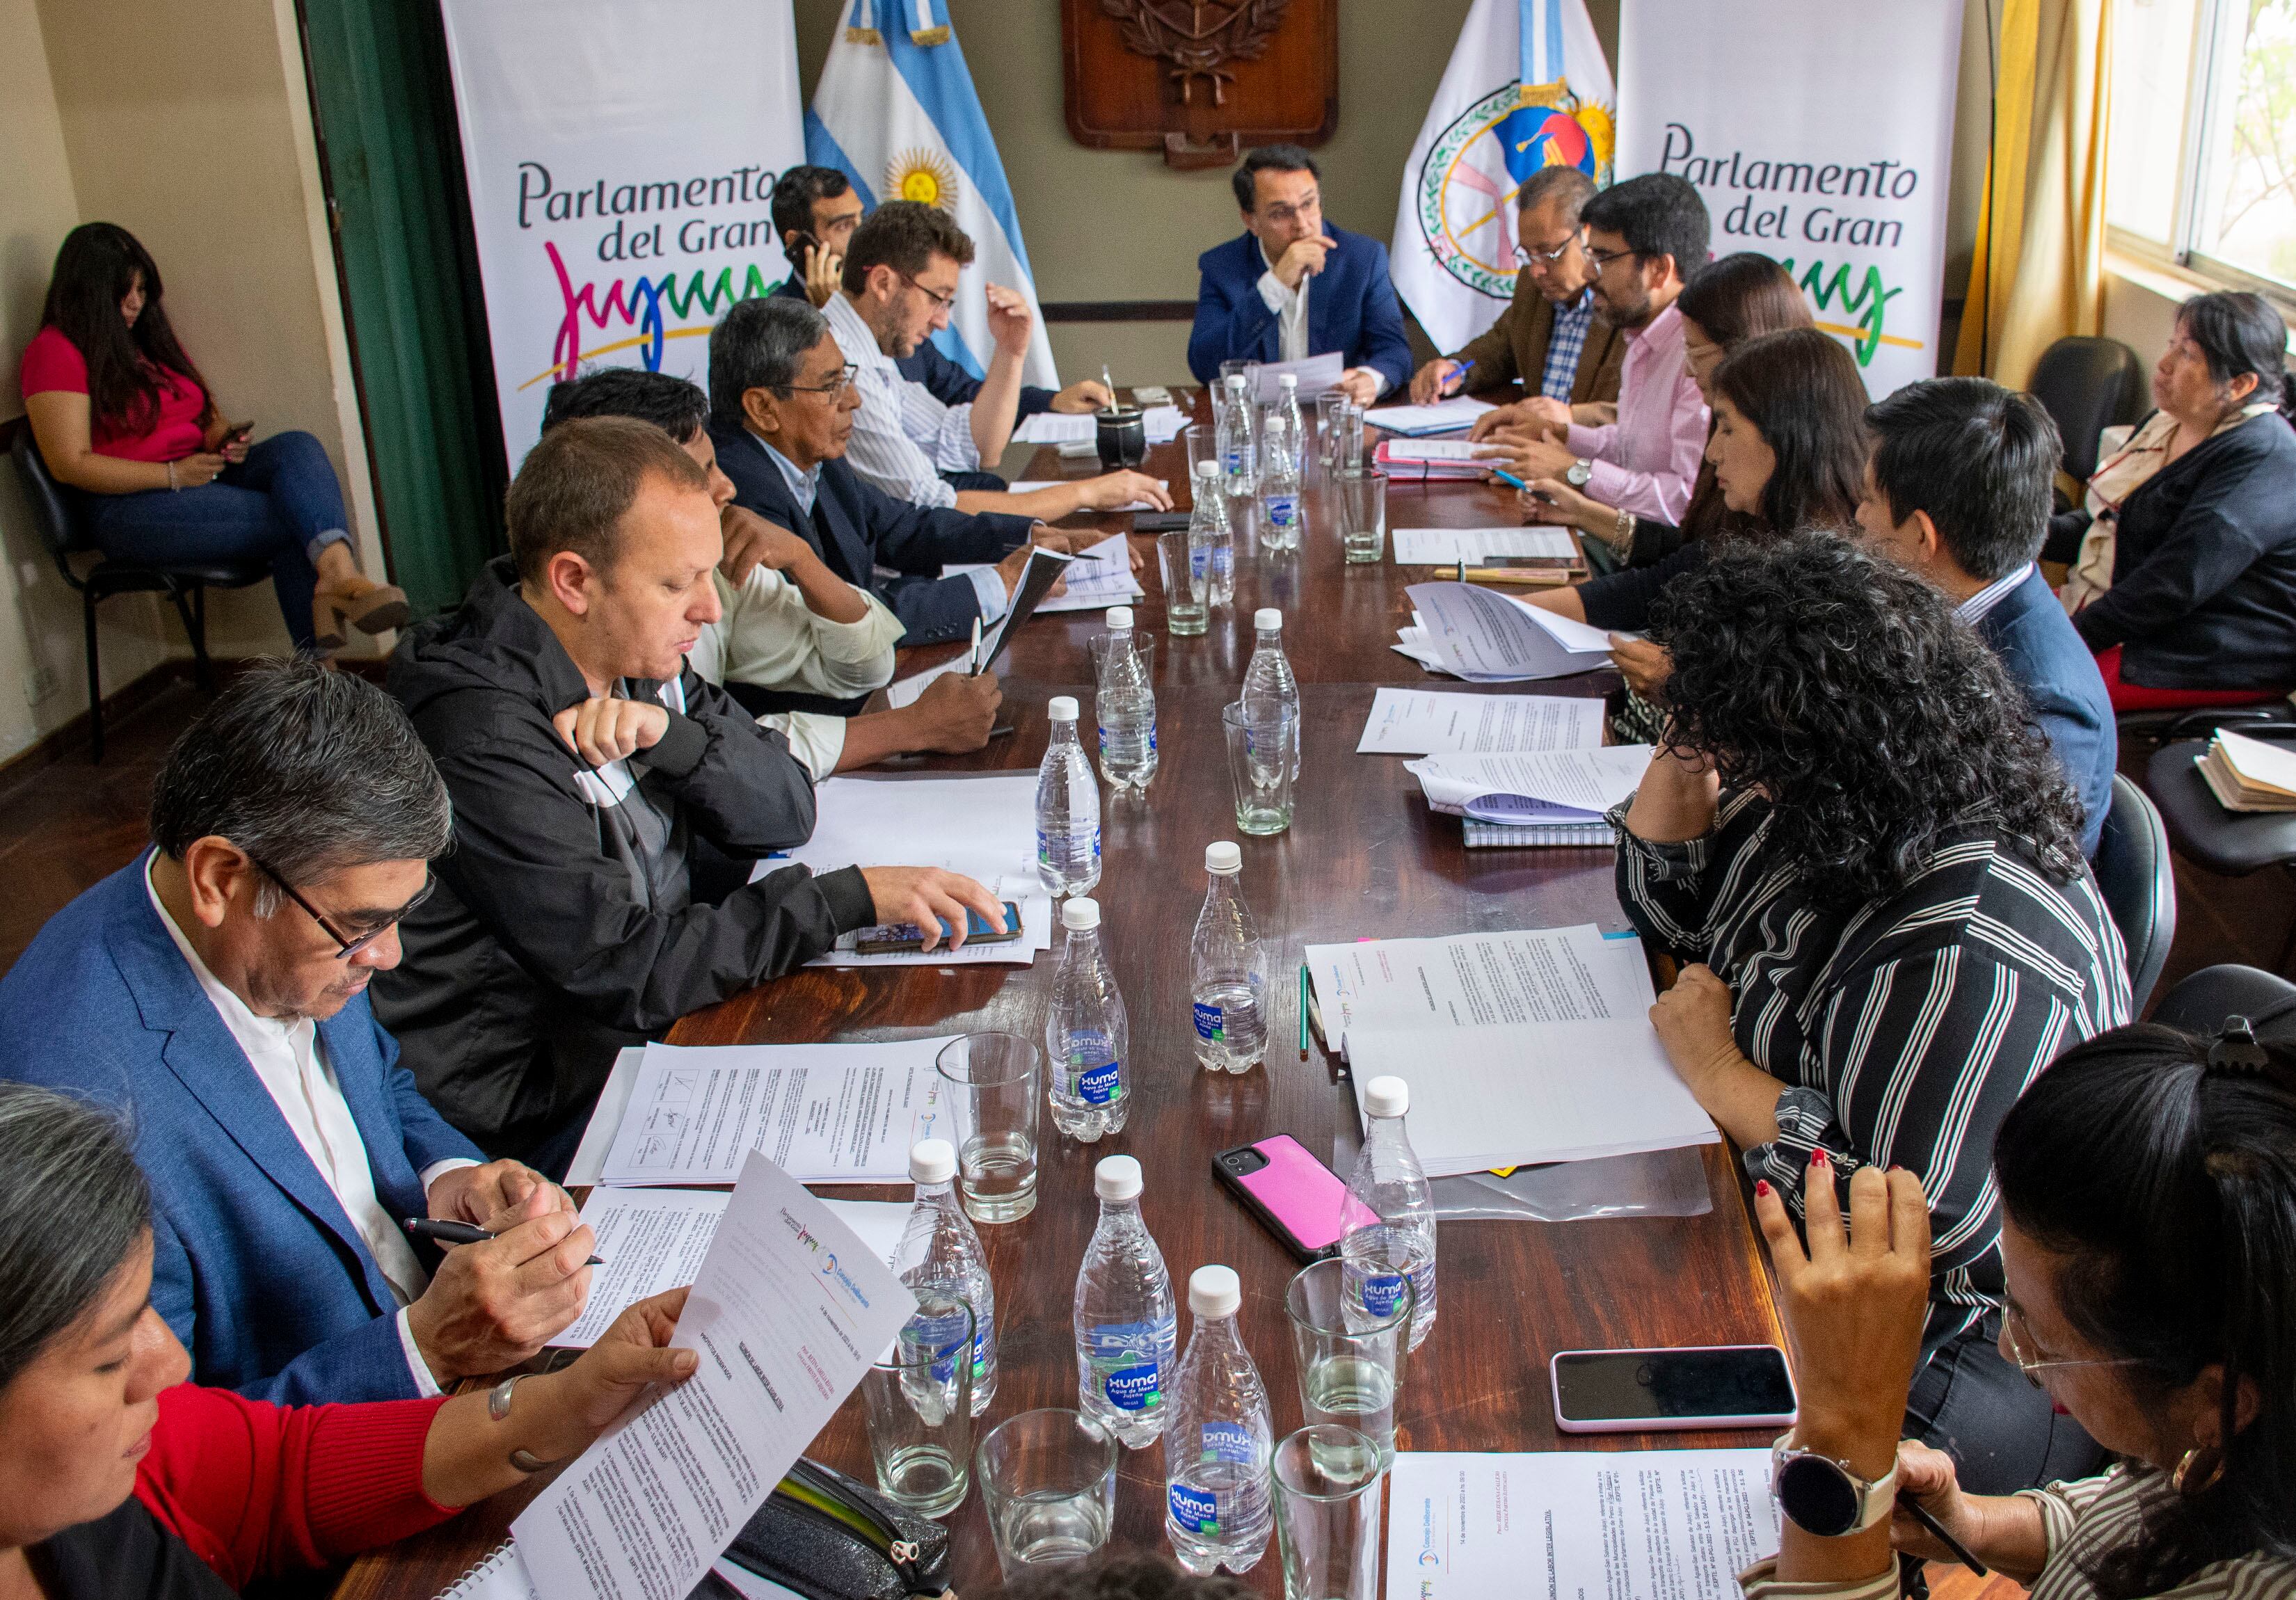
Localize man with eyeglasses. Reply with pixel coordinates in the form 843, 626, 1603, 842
0, 659, 600, 1406
1408, 166, 1625, 411
821, 200, 1169, 520
1187, 144, 1412, 406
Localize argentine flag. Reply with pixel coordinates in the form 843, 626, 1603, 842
807, 0, 1060, 390
1391, 0, 1616, 355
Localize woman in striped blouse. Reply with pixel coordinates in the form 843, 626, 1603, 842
1745, 1023, 2296, 1600
1613, 534, 2130, 1494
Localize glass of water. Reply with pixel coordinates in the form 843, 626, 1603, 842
1335, 467, 1388, 564
1284, 1258, 1410, 1463
934, 1033, 1040, 1224
1222, 699, 1298, 835
1156, 530, 1208, 635
1315, 390, 1347, 471
975, 1408, 1118, 1578
1184, 422, 1215, 486
863, 1294, 974, 1518
1271, 1424, 1387, 1600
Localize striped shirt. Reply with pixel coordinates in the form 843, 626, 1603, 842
1538, 289, 1597, 402
823, 290, 978, 511
1613, 790, 2131, 1353
1741, 1465, 2296, 1600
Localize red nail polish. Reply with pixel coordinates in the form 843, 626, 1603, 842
1755, 1180, 1771, 1198
1810, 1149, 1828, 1168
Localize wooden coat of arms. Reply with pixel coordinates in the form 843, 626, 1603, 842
1063, 0, 1337, 169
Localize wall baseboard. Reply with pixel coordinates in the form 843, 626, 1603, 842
0, 658, 228, 787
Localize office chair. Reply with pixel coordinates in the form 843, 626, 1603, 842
2146, 728, 2296, 975
2093, 772, 2177, 1011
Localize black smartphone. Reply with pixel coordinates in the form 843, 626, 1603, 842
1549, 1345, 1798, 1433
223, 419, 255, 446
1133, 511, 1191, 534
1213, 1135, 1376, 1264
852, 900, 1022, 956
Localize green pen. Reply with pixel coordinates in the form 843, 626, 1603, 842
1298, 964, 1310, 1056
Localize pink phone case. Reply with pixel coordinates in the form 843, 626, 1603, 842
1227, 1135, 1378, 1256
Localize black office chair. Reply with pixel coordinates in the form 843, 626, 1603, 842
2150, 963, 2296, 1038
2146, 730, 2296, 974
2093, 772, 2177, 1011
2027, 335, 2147, 495
9, 428, 269, 761
2116, 697, 2296, 750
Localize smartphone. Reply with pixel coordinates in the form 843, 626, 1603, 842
1549, 1345, 1797, 1434
852, 900, 1022, 956
223, 419, 255, 446
1213, 1135, 1378, 1263
1133, 511, 1191, 534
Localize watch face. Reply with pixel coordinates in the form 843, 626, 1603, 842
1776, 1453, 1861, 1537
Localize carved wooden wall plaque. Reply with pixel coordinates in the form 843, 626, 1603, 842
1063, 0, 1339, 170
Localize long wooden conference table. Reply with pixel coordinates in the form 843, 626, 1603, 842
337, 398, 1781, 1600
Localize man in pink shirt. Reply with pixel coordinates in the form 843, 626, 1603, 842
1472, 174, 1711, 524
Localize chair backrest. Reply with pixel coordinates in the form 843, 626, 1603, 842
2027, 336, 2147, 483
2095, 771, 2178, 1012
8, 426, 95, 581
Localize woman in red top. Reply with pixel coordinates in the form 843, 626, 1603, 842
19, 223, 409, 653
0, 1083, 700, 1600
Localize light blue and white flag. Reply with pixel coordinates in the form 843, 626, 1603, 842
807, 0, 1059, 388
1391, 0, 1616, 355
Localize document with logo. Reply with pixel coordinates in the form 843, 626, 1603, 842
1355, 688, 1604, 755
1387, 1450, 1778, 1600
514, 1151, 913, 1600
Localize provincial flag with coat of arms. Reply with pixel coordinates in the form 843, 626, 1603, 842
1392, 0, 1616, 355
806, 0, 1061, 390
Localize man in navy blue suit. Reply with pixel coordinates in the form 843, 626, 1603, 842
0, 660, 598, 1402
1188, 145, 1412, 404
1856, 378, 2118, 858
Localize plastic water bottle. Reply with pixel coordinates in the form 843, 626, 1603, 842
1165, 1265, 1273, 1576
1240, 607, 1302, 783
1341, 1075, 1438, 1353
1046, 897, 1129, 1143
1189, 842, 1268, 1074
1188, 461, 1236, 611
1218, 374, 1259, 497
1074, 1155, 1177, 1449
1259, 375, 1305, 551
892, 1138, 998, 1415
1036, 695, 1102, 897
1095, 607, 1158, 791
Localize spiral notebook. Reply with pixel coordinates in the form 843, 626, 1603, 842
437, 1542, 535, 1600
1462, 819, 1615, 848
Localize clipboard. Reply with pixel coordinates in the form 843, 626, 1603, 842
972, 545, 1078, 676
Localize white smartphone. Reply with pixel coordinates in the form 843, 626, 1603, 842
1549, 1345, 1798, 1434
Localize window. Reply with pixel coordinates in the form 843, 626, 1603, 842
2107, 0, 2296, 298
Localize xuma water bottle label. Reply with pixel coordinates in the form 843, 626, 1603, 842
1078, 1059, 1122, 1105
970, 1327, 989, 1382
1102, 1362, 1161, 1410
1361, 1272, 1408, 1320
1193, 1001, 1224, 1041
1268, 495, 1298, 527
1037, 825, 1102, 867
1169, 1482, 1219, 1534
914, 1310, 970, 1383
1200, 1420, 1259, 1466
1189, 547, 1210, 578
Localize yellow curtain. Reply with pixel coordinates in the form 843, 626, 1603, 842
1954, 0, 2112, 386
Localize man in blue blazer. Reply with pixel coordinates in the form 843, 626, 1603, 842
709, 294, 1062, 646
1188, 145, 1412, 403
1856, 378, 2118, 857
0, 660, 596, 1404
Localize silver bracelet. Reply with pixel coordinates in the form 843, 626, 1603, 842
1616, 509, 1636, 560
488, 1372, 552, 1473
166, 460, 179, 493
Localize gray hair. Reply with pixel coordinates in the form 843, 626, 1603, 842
710, 296, 828, 422
0, 1084, 150, 1390
1519, 166, 1596, 225
148, 657, 451, 911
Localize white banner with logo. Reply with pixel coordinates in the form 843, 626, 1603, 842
438, 0, 805, 467
1617, 0, 1963, 397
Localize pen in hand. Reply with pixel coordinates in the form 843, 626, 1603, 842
403, 1216, 604, 1266
1898, 1491, 1986, 1576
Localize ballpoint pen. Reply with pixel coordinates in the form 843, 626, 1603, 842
404, 1217, 604, 1265
966, 616, 982, 673
1446, 358, 1476, 394
1899, 1492, 1988, 1575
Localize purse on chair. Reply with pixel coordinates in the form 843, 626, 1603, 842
701, 1458, 953, 1600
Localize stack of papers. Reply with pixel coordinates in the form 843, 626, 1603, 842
1391, 527, 1577, 566
1248, 352, 1344, 402
1142, 403, 1188, 445
1404, 581, 1613, 680
1405, 746, 1653, 824
2198, 726, 2296, 813
1355, 688, 1604, 754
1011, 410, 1094, 445
949, 531, 1142, 614
1374, 438, 1490, 479
1366, 396, 1497, 435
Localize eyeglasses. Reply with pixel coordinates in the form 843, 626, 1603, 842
251, 856, 434, 960
2002, 1307, 2148, 1390
783, 362, 861, 398
1585, 243, 1640, 273
897, 271, 957, 311
1258, 195, 1321, 228
1514, 230, 1584, 269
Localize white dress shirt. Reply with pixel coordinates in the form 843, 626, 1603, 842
824, 290, 976, 509
1257, 268, 1312, 363
143, 857, 473, 1395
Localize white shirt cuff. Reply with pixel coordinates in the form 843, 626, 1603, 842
420, 1157, 481, 1195
966, 564, 1011, 624
397, 1305, 445, 1398
1257, 269, 1293, 315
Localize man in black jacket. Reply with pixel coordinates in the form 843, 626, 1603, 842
374, 417, 1005, 1171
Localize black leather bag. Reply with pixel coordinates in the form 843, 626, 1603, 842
689, 1458, 952, 1600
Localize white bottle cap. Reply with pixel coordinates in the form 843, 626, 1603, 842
1189, 1264, 1242, 1318
909, 1138, 957, 1185
1095, 1154, 1144, 1201
1195, 458, 1222, 479
1279, 372, 1298, 389
1049, 695, 1079, 721
1362, 1075, 1410, 1118
1254, 608, 1283, 632
1225, 374, 1246, 390
1106, 605, 1135, 630
1204, 841, 1242, 874
1062, 897, 1101, 931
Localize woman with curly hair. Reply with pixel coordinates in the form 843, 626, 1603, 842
1614, 532, 2131, 1496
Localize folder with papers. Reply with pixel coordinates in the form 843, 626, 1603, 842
2197, 726, 2296, 813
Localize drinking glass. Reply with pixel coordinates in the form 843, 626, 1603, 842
1314, 390, 1346, 471
863, 1294, 974, 1517
1330, 402, 1365, 473
1223, 699, 1298, 835
1184, 422, 1216, 487
1335, 468, 1388, 565
1157, 530, 1209, 635
1285, 1259, 1410, 1464
934, 1033, 1040, 1223
1271, 1425, 1387, 1600
975, 1408, 1119, 1578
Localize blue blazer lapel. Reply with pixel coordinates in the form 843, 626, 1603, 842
1305, 225, 1342, 360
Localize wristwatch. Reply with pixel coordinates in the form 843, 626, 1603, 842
1564, 458, 1593, 488
1771, 1433, 1897, 1537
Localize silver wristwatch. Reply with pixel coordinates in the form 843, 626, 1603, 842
1770, 1432, 1897, 1537
1564, 458, 1593, 488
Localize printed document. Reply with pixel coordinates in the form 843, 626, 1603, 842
1405, 582, 1611, 680
513, 1151, 912, 1600
598, 1038, 967, 1187
1356, 688, 1604, 754
1251, 351, 1345, 403
1390, 527, 1577, 566
1305, 925, 1654, 1054
556, 1190, 911, 1348
1387, 1450, 1778, 1600
1405, 746, 1654, 819
1365, 396, 1495, 435
953, 529, 1143, 612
